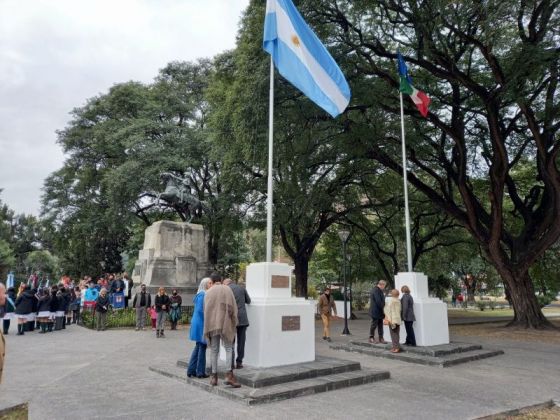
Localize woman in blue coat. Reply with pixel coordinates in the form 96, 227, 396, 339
187, 277, 211, 378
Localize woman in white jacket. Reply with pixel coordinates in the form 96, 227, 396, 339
384, 289, 402, 353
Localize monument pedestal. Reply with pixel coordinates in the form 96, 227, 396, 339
132, 221, 209, 303
243, 262, 315, 368
383, 272, 449, 346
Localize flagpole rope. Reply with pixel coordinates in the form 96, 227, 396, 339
400, 92, 413, 272
266, 56, 275, 263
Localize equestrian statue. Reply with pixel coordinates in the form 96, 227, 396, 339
157, 172, 208, 223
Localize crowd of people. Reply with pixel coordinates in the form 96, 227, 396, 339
1, 269, 419, 389
0, 272, 135, 335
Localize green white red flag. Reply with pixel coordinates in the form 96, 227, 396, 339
397, 52, 430, 117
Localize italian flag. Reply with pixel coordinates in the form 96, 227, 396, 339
397, 52, 430, 117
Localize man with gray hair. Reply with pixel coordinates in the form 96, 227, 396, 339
0, 283, 6, 383
224, 278, 251, 369
369, 280, 387, 344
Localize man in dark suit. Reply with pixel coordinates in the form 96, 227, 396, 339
369, 280, 387, 344
224, 278, 251, 369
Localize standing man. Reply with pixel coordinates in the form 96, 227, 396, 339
317, 287, 337, 342
224, 278, 251, 369
204, 273, 241, 388
0, 283, 6, 383
123, 273, 133, 308
132, 284, 151, 331
369, 280, 387, 344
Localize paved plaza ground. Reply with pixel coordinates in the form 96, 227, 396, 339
0, 315, 559, 420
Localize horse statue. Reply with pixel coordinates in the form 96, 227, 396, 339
157, 172, 208, 222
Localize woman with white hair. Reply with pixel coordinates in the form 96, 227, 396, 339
187, 277, 211, 378
95, 288, 110, 331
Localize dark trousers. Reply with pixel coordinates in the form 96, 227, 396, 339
187, 342, 207, 376
2, 319, 10, 334
232, 325, 248, 367
369, 318, 384, 340
73, 309, 80, 324
404, 320, 416, 346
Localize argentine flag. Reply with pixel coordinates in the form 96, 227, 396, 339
263, 0, 351, 118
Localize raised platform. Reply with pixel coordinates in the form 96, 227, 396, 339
150, 356, 390, 405
330, 341, 504, 368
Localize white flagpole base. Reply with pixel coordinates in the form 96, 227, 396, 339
241, 262, 315, 368
383, 272, 450, 346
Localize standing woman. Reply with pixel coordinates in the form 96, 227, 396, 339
36, 288, 52, 333
401, 285, 417, 346
47, 285, 58, 332
187, 278, 211, 378
14, 284, 34, 335
169, 289, 182, 330
384, 289, 402, 353
95, 288, 110, 331
155, 287, 170, 338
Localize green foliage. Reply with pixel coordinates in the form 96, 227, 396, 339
80, 307, 193, 329
42, 59, 246, 276
0, 239, 16, 280
307, 283, 319, 300
429, 275, 454, 300
536, 292, 556, 309
25, 250, 59, 278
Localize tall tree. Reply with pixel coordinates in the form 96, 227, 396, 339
316, 0, 559, 328
208, 2, 382, 297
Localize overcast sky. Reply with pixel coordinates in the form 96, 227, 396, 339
0, 0, 249, 215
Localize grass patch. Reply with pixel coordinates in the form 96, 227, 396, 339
448, 309, 515, 318
510, 406, 560, 419
451, 319, 560, 344
0, 403, 28, 420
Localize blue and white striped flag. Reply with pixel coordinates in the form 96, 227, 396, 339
263, 0, 351, 118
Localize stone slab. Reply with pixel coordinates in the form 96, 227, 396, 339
331, 341, 504, 368
176, 356, 362, 388
150, 363, 390, 406
349, 341, 483, 357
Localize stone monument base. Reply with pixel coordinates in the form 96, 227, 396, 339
244, 262, 316, 368
382, 272, 449, 346
137, 285, 198, 306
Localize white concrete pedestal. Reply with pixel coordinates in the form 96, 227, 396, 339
383, 272, 449, 346
242, 262, 315, 368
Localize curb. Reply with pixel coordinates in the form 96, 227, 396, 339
474, 399, 559, 419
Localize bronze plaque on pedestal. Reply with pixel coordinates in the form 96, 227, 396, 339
271, 275, 289, 288
281, 316, 300, 331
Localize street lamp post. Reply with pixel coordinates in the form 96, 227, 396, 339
338, 229, 351, 335
346, 253, 353, 319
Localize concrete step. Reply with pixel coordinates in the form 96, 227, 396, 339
150, 363, 390, 406
332, 343, 504, 368
349, 341, 483, 357
176, 356, 362, 388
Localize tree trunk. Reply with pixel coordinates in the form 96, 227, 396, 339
293, 255, 309, 298
499, 269, 553, 329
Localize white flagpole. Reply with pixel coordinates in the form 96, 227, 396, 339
266, 56, 275, 262
399, 92, 413, 272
